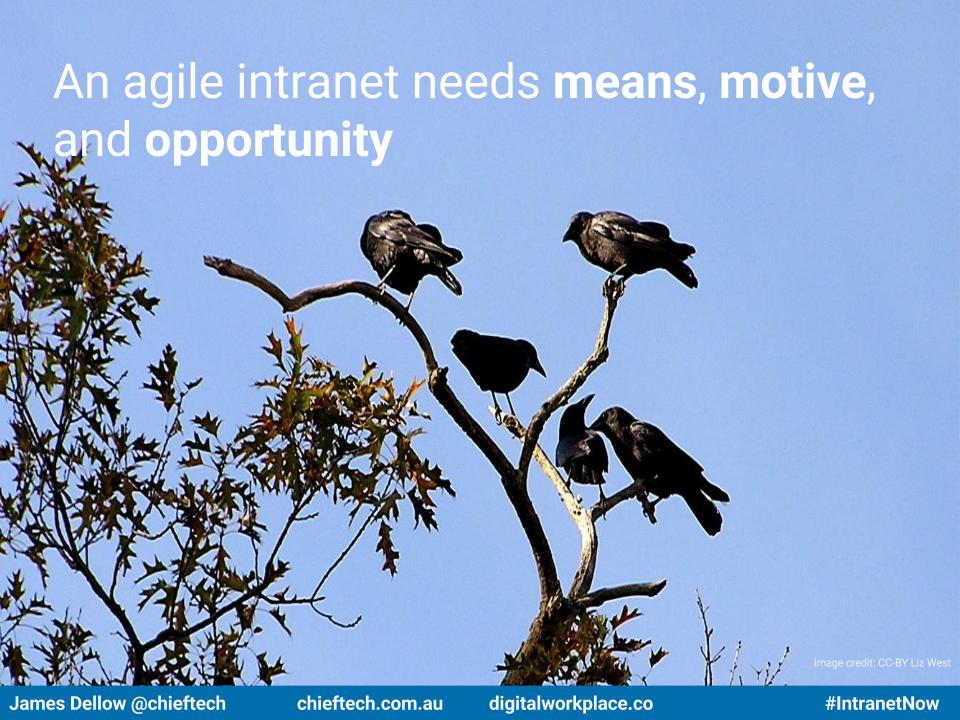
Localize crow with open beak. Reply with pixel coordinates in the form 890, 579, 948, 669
556, 394, 609, 500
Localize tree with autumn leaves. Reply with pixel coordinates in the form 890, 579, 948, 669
0, 146, 450, 684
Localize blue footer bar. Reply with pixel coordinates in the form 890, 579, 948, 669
1, 686, 955, 718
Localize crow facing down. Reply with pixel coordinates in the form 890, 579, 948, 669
590, 406, 729, 535
563, 211, 698, 288
360, 210, 463, 309
450, 329, 545, 417
555, 394, 609, 500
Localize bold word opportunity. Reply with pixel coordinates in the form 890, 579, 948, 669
141, 122, 392, 168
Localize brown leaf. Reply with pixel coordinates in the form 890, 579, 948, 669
650, 646, 669, 668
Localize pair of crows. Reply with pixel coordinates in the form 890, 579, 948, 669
360, 209, 729, 535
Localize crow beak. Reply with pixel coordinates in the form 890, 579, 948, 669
532, 359, 546, 377
579, 393, 595, 408
588, 416, 604, 432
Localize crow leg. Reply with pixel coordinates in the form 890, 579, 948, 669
603, 267, 628, 297
505, 393, 518, 418
607, 263, 628, 281
377, 265, 396, 293
404, 287, 417, 312
490, 392, 504, 424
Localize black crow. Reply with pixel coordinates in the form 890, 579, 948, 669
555, 394, 608, 500
563, 211, 698, 288
360, 210, 463, 309
450, 329, 545, 417
590, 407, 729, 535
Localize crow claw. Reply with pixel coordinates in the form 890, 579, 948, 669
602, 275, 626, 301
639, 492, 659, 524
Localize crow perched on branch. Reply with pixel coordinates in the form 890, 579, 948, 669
590, 407, 729, 535
563, 210, 698, 288
360, 210, 463, 309
450, 329, 545, 418
555, 394, 608, 500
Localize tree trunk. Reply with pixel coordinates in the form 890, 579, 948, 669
501, 594, 573, 685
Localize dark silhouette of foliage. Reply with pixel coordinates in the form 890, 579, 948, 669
0, 145, 451, 684
498, 603, 667, 686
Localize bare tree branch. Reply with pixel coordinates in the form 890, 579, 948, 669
491, 277, 665, 614
499, 424, 666, 614
578, 581, 668, 608
502, 417, 598, 599
204, 257, 439, 370
203, 256, 561, 599
590, 482, 645, 521
532, 446, 598, 599
517, 280, 623, 485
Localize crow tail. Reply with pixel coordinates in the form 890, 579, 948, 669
570, 463, 604, 487
439, 268, 462, 296
666, 261, 698, 289
700, 477, 729, 503
681, 490, 722, 535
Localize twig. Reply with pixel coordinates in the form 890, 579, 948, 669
728, 639, 742, 686
310, 504, 379, 598
697, 589, 723, 686
764, 646, 790, 686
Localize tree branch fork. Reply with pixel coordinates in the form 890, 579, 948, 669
203, 256, 666, 675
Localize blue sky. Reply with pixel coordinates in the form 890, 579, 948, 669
2, 1, 958, 685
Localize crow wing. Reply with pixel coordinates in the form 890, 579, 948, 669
367, 211, 461, 264
629, 421, 704, 475
411, 222, 463, 265
592, 212, 693, 258
556, 430, 608, 472
584, 431, 609, 472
